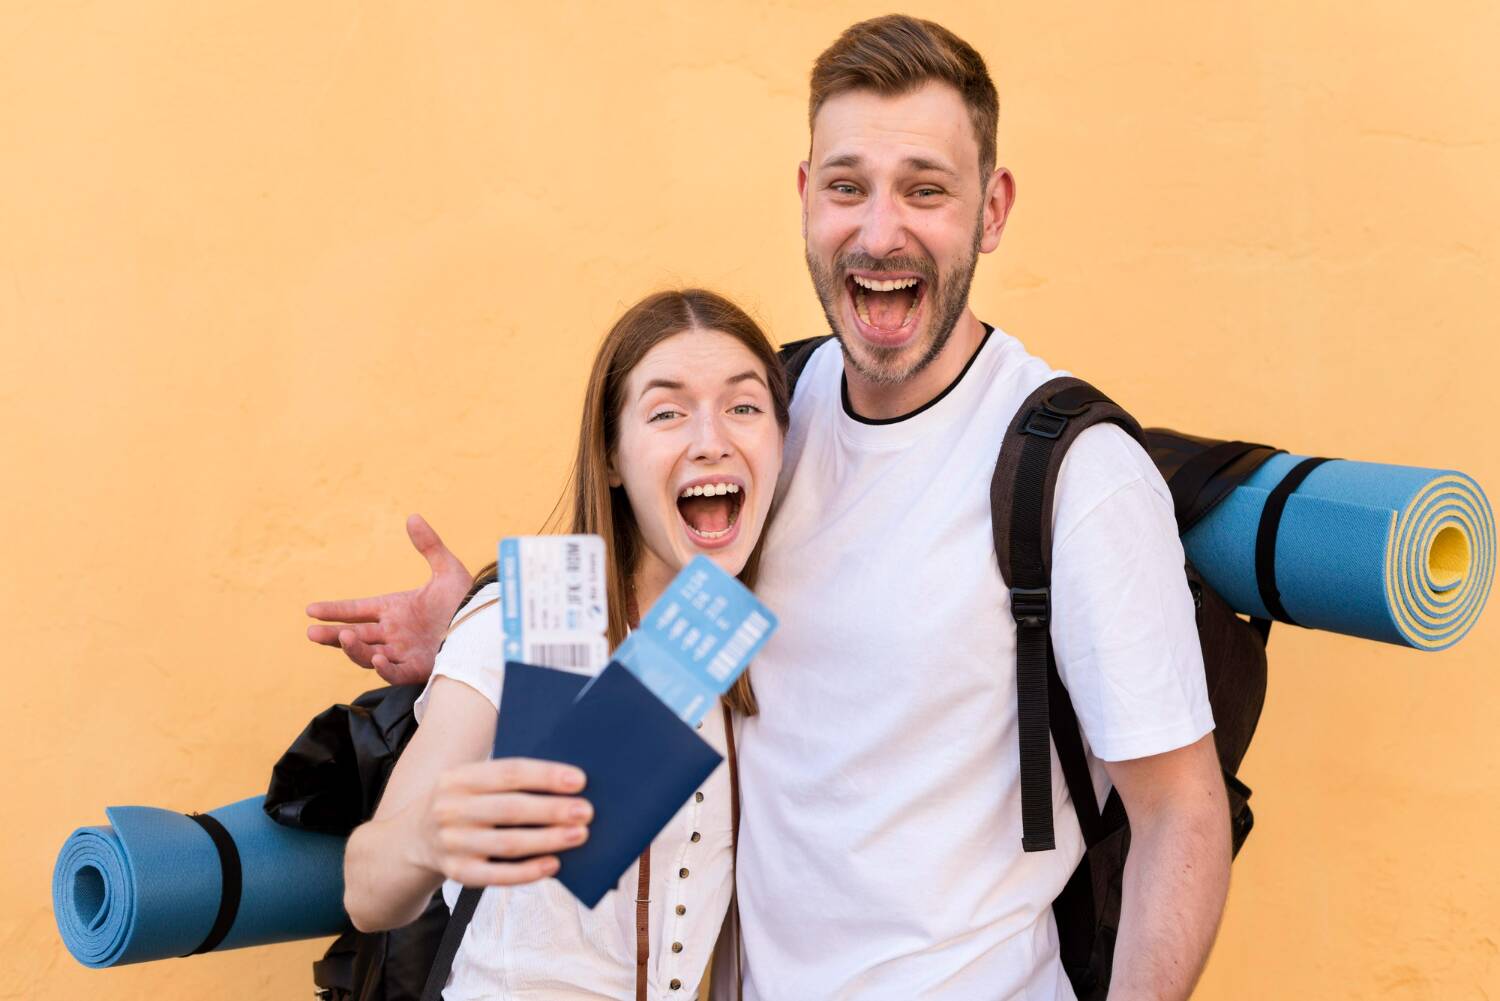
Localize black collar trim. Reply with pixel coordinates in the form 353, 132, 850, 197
841, 323, 996, 426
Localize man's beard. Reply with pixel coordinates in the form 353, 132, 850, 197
805, 215, 983, 387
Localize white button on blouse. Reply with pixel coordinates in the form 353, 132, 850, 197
413, 584, 736, 1000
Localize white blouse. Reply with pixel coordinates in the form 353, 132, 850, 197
412, 584, 735, 1001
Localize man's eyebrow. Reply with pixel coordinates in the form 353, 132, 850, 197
818, 152, 960, 180
904, 156, 959, 179
820, 152, 863, 170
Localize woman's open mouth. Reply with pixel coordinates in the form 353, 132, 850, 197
676, 478, 746, 550
846, 272, 927, 347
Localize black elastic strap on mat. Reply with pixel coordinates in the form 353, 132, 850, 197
1166, 440, 1274, 531
183, 812, 242, 956
422, 886, 481, 1000
1254, 456, 1334, 626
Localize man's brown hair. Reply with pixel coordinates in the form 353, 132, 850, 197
809, 15, 999, 176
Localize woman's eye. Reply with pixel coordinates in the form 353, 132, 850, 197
729, 404, 763, 416
648, 409, 681, 423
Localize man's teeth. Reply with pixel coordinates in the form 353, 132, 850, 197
851, 275, 920, 292
678, 482, 742, 499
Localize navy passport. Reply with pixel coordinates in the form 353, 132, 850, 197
495, 660, 723, 908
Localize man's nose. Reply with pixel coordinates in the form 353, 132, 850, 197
690, 412, 733, 462
857, 191, 908, 260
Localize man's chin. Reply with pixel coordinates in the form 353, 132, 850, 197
837, 323, 937, 386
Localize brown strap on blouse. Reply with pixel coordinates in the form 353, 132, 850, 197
635, 846, 651, 1001
626, 588, 650, 1001
723, 700, 744, 1001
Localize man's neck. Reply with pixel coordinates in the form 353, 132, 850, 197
842, 309, 987, 421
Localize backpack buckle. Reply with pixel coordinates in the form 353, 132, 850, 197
1010, 586, 1051, 628
1022, 388, 1095, 439
1021, 407, 1067, 439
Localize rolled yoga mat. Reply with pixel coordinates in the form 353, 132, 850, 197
53, 795, 349, 968
1182, 452, 1494, 650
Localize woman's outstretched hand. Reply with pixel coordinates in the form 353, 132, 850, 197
417, 758, 592, 887
306, 513, 474, 685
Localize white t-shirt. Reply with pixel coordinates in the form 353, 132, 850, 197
733, 328, 1213, 1000
413, 584, 735, 1001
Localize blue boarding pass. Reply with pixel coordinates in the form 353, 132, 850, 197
498, 535, 610, 674
608, 555, 778, 726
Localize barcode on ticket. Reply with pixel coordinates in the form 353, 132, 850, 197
526, 641, 603, 671
706, 611, 771, 681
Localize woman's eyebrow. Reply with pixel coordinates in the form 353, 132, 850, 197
639, 378, 685, 398
639, 372, 765, 399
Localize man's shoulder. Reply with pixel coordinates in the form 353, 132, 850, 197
1054, 422, 1173, 542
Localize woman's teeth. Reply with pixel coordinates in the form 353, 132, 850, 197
679, 482, 741, 498
677, 481, 743, 541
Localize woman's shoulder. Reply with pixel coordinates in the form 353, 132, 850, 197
415, 582, 504, 721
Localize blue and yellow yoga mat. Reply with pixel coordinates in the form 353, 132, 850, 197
53, 795, 348, 968
1183, 453, 1494, 650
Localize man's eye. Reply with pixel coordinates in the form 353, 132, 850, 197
914, 188, 942, 198
831, 183, 860, 196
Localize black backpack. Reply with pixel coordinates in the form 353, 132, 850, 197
264, 683, 448, 1001
781, 335, 1276, 1000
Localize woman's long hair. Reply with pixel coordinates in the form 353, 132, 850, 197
461, 289, 790, 716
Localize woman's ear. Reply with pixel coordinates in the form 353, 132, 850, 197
607, 451, 623, 488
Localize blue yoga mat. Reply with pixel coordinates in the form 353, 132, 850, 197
53, 795, 348, 968
1183, 453, 1494, 649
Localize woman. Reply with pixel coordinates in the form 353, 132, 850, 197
342, 289, 789, 1001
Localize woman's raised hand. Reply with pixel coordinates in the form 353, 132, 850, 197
306, 513, 474, 685
416, 758, 593, 887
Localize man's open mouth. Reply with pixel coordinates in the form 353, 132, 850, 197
847, 273, 926, 335
677, 479, 745, 545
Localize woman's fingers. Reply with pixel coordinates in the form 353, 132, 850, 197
439, 821, 589, 862
445, 855, 561, 888
454, 791, 593, 828
423, 758, 592, 887
445, 757, 587, 796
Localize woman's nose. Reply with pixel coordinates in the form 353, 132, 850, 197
689, 413, 733, 462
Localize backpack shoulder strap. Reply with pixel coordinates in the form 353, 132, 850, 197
989, 377, 1145, 853
777, 335, 835, 397
421, 885, 480, 1000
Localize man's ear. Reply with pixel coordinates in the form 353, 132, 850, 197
797, 160, 811, 239
978, 167, 1016, 254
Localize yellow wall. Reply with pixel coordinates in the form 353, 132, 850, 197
3, 3, 1497, 997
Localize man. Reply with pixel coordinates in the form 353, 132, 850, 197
309, 16, 1230, 999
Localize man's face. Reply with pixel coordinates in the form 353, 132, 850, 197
800, 81, 1007, 385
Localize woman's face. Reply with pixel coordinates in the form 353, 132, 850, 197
612, 327, 783, 591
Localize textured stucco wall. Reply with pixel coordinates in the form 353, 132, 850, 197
2, 3, 1497, 998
